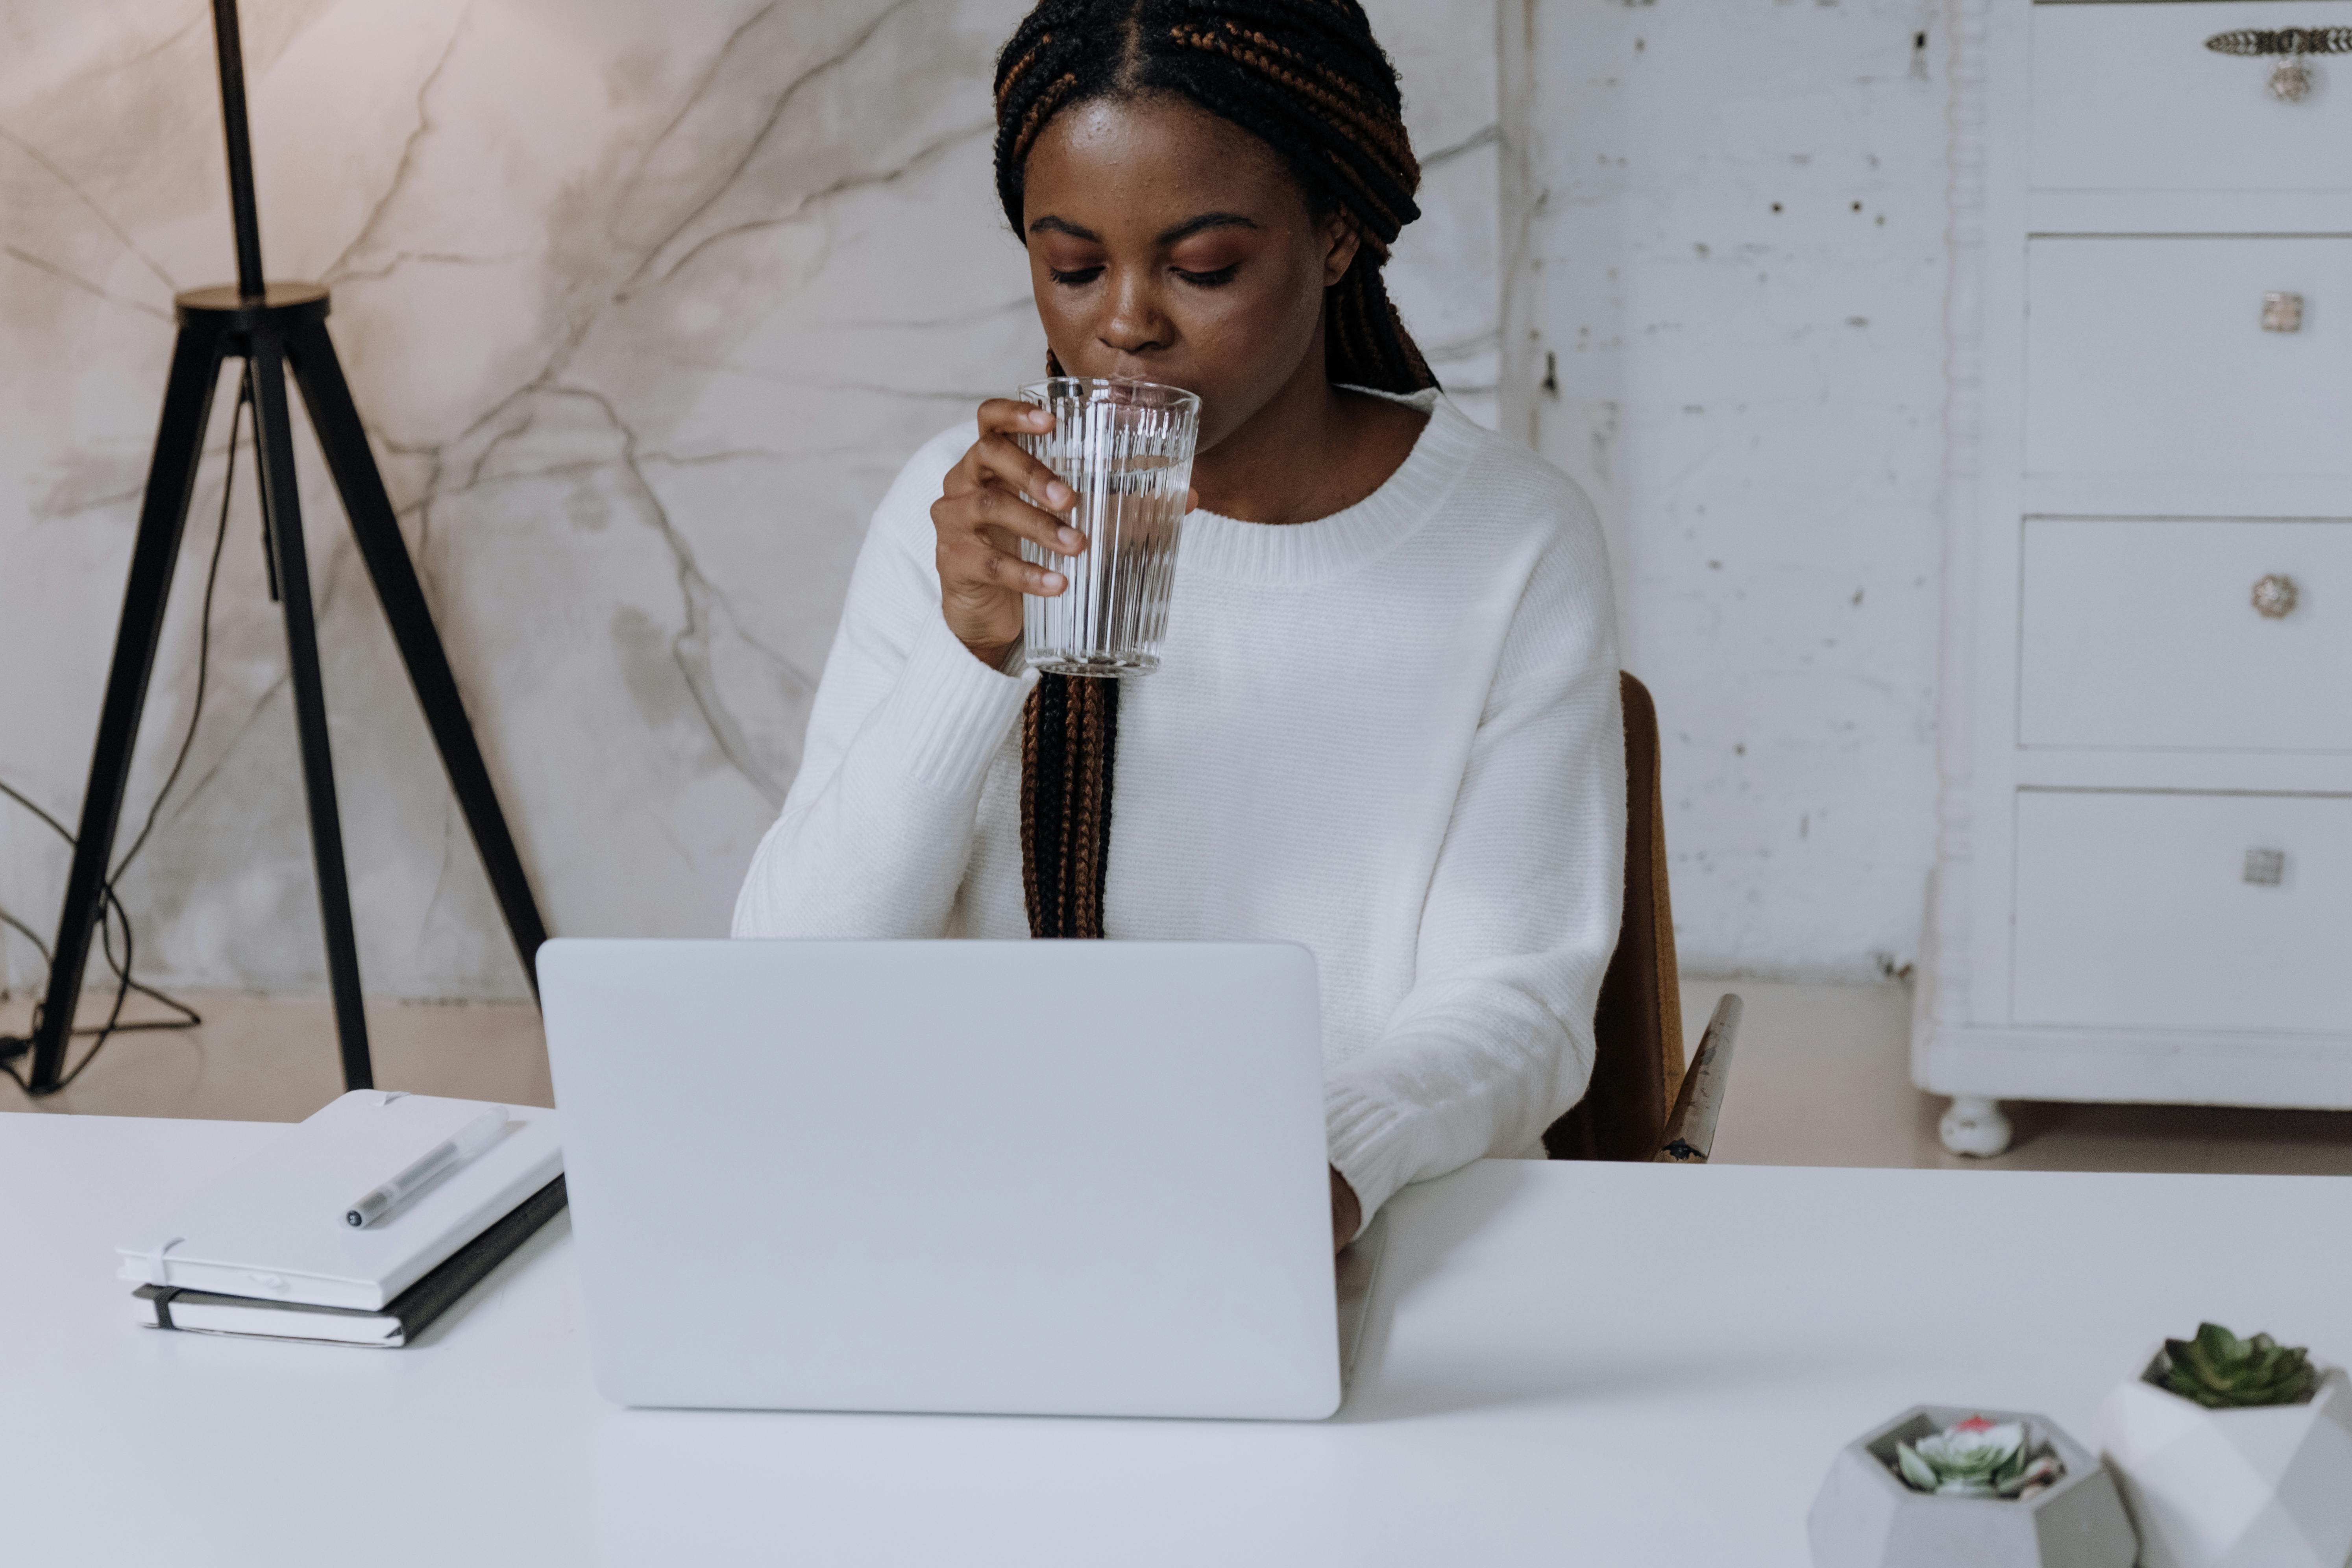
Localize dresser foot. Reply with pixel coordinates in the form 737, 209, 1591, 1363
1938, 1096, 2013, 1158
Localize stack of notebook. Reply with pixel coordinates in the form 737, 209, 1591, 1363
116, 1090, 565, 1348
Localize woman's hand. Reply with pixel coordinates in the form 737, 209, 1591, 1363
1329, 1166, 1361, 1252
931, 400, 1083, 669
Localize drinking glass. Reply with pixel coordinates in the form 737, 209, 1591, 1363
1015, 377, 1200, 677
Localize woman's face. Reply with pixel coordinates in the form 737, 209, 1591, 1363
1019, 92, 1358, 452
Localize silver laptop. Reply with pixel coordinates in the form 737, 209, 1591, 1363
539, 939, 1371, 1421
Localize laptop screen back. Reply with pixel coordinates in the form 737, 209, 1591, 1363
540, 939, 1341, 1420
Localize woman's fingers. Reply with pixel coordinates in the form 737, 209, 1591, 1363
976, 396, 1050, 435
998, 551, 1066, 596
930, 486, 1076, 595
941, 528, 1064, 596
931, 400, 1080, 667
971, 485, 1085, 558
970, 436, 1072, 517
970, 400, 1074, 514
976, 396, 1055, 447
1328, 1167, 1361, 1253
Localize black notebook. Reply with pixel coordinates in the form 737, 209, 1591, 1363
132, 1175, 566, 1348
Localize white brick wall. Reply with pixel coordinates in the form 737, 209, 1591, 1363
1504, 0, 1949, 982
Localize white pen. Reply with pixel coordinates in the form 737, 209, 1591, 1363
343, 1106, 509, 1228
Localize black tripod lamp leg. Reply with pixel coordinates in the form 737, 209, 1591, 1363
26, 322, 229, 1092
284, 317, 549, 994
248, 331, 374, 1093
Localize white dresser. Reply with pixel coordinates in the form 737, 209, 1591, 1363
1917, 0, 2352, 1155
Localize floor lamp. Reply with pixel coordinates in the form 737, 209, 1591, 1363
20, 0, 547, 1095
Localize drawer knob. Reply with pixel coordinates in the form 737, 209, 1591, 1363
2251, 574, 2299, 619
2205, 27, 2352, 104
2263, 292, 2305, 333
2244, 848, 2287, 888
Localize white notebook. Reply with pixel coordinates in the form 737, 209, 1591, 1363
130, 1289, 409, 1346
117, 1091, 563, 1311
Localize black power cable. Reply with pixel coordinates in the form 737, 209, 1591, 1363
0, 370, 254, 1095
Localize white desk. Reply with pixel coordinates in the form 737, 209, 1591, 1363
6, 1113, 2348, 1566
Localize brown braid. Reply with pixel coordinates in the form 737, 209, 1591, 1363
1021, 669, 1119, 937
992, 0, 1436, 941
1009, 72, 1080, 167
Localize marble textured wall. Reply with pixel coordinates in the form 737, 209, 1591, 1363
0, 0, 1500, 1000
1505, 0, 1948, 983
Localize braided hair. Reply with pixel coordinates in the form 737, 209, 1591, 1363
993, 0, 1437, 939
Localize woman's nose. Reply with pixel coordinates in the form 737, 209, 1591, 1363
1096, 272, 1169, 358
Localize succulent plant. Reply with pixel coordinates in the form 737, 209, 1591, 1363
2158, 1323, 2319, 1409
1892, 1416, 2065, 1500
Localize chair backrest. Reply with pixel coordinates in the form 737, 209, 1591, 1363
1542, 672, 1686, 1161
1656, 994, 1742, 1163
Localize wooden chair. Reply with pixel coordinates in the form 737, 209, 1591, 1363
1542, 673, 1743, 1165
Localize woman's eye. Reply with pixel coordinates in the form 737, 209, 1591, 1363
1174, 264, 1239, 288
1047, 266, 1104, 286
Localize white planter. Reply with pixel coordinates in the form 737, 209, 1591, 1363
1808, 1405, 2136, 1568
2100, 1355, 2352, 1568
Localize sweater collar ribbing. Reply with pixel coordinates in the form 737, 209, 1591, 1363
1175, 388, 1479, 586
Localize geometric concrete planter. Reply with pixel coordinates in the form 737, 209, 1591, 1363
2099, 1355, 2352, 1568
1808, 1405, 2138, 1568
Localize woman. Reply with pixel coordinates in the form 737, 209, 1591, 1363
735, 0, 1625, 1248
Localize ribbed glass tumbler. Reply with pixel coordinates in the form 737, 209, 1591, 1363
1015, 377, 1200, 677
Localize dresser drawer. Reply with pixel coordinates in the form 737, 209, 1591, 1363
2032, 1, 2352, 192
2020, 518, 2352, 751
2025, 237, 2352, 479
2012, 790, 2352, 1034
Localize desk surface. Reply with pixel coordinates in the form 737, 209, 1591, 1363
6, 1113, 2348, 1566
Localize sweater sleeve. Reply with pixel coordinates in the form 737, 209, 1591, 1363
731, 426, 1037, 939
1321, 507, 1628, 1231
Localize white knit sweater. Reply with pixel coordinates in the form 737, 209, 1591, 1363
734, 390, 1626, 1228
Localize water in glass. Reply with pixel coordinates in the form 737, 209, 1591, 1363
1016, 378, 1200, 677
